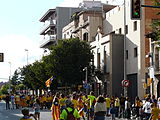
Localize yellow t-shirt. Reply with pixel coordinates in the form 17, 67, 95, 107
72, 99, 78, 109
114, 98, 120, 107
59, 98, 66, 107
106, 97, 111, 108
88, 95, 96, 108
47, 96, 53, 102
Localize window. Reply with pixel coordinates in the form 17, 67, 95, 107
97, 53, 100, 70
125, 25, 128, 34
83, 32, 88, 42
134, 21, 137, 31
119, 28, 122, 34
134, 47, 138, 57
64, 34, 66, 39
126, 50, 128, 59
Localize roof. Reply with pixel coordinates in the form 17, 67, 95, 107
102, 4, 116, 12
39, 9, 56, 22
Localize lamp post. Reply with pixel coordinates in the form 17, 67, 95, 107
8, 62, 11, 94
24, 49, 29, 65
83, 67, 88, 94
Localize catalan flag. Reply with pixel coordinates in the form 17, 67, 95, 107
45, 76, 54, 87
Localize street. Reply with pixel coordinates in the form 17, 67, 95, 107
0, 101, 137, 120
0, 101, 52, 120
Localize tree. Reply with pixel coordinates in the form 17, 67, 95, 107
43, 38, 93, 87
10, 69, 21, 93
20, 61, 48, 92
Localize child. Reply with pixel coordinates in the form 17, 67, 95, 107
20, 107, 37, 120
110, 103, 116, 120
33, 99, 41, 120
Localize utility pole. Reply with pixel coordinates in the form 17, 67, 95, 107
123, 0, 127, 97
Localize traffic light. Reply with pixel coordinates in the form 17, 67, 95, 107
131, 0, 141, 19
0, 53, 4, 62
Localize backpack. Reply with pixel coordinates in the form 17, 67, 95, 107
65, 108, 75, 120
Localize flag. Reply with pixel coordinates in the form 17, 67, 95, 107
45, 76, 54, 87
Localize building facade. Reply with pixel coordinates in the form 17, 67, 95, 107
39, 7, 81, 48
91, 0, 160, 99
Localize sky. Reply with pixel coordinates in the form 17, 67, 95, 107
0, 0, 122, 82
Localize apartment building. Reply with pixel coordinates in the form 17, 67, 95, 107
39, 7, 81, 48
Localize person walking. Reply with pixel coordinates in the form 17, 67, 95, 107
5, 93, 10, 110
124, 97, 131, 119
88, 91, 96, 120
10, 94, 15, 109
33, 99, 41, 120
150, 102, 160, 120
51, 93, 60, 120
94, 96, 106, 120
110, 103, 116, 120
114, 96, 120, 118
119, 94, 126, 118
143, 97, 151, 120
134, 96, 141, 118
105, 95, 111, 116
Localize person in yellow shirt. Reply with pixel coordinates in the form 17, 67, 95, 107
114, 96, 120, 117
72, 94, 78, 109
105, 95, 111, 116
151, 102, 160, 120
135, 96, 142, 118
15, 94, 20, 109
77, 94, 85, 120
59, 93, 66, 112
41, 95, 47, 109
47, 95, 53, 109
88, 91, 96, 120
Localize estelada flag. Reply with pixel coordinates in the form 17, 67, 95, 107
45, 76, 53, 87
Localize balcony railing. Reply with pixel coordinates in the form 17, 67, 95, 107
40, 35, 57, 48
40, 20, 56, 35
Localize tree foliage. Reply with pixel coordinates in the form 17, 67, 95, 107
43, 38, 93, 87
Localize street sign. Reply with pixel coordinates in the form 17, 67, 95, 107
83, 83, 90, 89
121, 80, 130, 87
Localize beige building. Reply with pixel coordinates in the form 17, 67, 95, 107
62, 5, 115, 42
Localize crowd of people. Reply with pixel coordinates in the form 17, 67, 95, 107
0, 91, 160, 120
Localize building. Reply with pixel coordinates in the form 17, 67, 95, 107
90, 0, 160, 99
90, 29, 124, 96
62, 4, 115, 42
39, 7, 82, 48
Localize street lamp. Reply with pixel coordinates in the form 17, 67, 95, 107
83, 67, 89, 94
8, 62, 11, 94
24, 49, 29, 65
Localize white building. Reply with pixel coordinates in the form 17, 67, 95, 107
91, 0, 144, 100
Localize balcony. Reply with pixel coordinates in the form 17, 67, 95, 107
40, 20, 56, 35
40, 35, 57, 48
